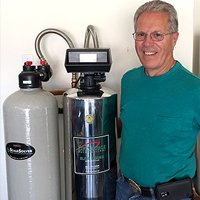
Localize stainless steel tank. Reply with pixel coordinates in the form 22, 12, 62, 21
63, 87, 117, 200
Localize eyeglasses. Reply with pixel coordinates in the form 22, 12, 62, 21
132, 31, 175, 41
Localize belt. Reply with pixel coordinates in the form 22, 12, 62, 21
124, 176, 155, 197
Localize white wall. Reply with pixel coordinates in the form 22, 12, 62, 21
0, 0, 195, 199
193, 0, 200, 75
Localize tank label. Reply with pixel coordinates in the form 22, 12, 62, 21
73, 135, 110, 174
6, 143, 35, 160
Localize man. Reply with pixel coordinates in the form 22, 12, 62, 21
116, 1, 200, 199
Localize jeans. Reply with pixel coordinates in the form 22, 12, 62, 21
115, 175, 192, 200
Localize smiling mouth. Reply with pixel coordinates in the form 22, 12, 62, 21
144, 51, 158, 55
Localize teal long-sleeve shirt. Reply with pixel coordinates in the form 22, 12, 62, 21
120, 61, 200, 187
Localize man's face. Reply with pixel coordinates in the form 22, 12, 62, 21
135, 11, 179, 76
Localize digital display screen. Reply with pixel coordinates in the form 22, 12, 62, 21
68, 51, 108, 63
65, 48, 111, 72
80, 54, 97, 62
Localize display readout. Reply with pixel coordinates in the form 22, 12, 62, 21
68, 51, 108, 63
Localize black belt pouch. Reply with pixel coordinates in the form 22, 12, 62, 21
156, 178, 193, 200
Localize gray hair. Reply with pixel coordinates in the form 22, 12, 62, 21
134, 0, 178, 32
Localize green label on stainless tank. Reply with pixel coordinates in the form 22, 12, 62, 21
6, 143, 35, 160
73, 135, 110, 174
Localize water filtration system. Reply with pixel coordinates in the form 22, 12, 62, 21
3, 25, 118, 200
64, 48, 117, 199
3, 23, 200, 200
3, 61, 60, 200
